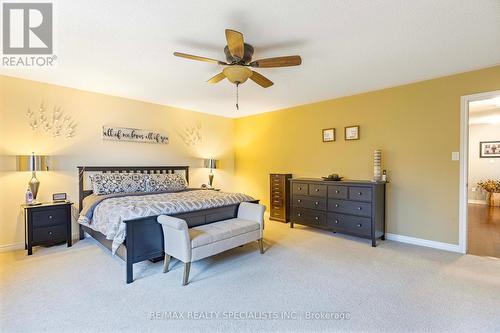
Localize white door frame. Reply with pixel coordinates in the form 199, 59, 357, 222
459, 90, 500, 254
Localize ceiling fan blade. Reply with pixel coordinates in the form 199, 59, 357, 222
225, 29, 244, 60
207, 72, 226, 84
249, 55, 302, 68
173, 52, 227, 65
250, 71, 273, 88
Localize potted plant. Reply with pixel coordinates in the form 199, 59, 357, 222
477, 180, 500, 207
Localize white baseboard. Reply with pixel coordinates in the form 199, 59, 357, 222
0, 242, 25, 253
468, 199, 487, 205
386, 233, 462, 253
0, 233, 83, 253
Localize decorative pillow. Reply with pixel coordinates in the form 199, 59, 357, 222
90, 173, 147, 195
146, 173, 188, 192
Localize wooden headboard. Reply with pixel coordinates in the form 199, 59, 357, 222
77, 165, 189, 212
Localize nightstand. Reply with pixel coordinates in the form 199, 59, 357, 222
22, 201, 73, 255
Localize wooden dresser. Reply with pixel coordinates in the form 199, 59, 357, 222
269, 174, 292, 223
290, 178, 386, 246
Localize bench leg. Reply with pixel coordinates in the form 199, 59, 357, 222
259, 238, 264, 254
183, 262, 191, 286
163, 254, 171, 273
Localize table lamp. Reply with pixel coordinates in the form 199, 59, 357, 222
203, 158, 218, 188
17, 153, 49, 204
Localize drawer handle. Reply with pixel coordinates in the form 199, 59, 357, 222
358, 192, 362, 195
334, 219, 339, 224
48, 215, 53, 219
315, 189, 320, 192
335, 204, 339, 207
315, 201, 319, 205
357, 207, 362, 210
356, 223, 362, 228
297, 199, 302, 203
48, 231, 53, 235
315, 216, 319, 220
297, 213, 301, 217
298, 187, 302, 190
335, 190, 340, 194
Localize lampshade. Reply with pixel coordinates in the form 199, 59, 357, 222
16, 155, 49, 172
223, 65, 252, 84
204, 158, 218, 169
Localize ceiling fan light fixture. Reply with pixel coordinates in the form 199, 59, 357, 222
223, 65, 252, 84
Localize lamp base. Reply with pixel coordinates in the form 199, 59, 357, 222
208, 173, 214, 187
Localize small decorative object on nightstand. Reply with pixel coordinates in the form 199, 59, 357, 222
22, 201, 73, 255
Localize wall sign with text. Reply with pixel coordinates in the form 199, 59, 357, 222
102, 126, 169, 144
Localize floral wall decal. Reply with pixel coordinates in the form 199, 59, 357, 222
26, 103, 76, 138
177, 122, 202, 147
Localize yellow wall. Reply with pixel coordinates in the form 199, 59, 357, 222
0, 75, 235, 248
2, 66, 499, 249
234, 66, 500, 245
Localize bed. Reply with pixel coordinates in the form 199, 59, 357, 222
77, 165, 257, 283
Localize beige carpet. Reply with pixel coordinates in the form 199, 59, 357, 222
1, 221, 499, 333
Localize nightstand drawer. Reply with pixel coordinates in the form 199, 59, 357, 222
32, 208, 68, 228
32, 224, 67, 243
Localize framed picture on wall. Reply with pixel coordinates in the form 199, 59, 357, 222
480, 141, 500, 158
322, 128, 335, 142
344, 125, 360, 140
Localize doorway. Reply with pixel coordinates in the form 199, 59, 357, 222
459, 91, 500, 257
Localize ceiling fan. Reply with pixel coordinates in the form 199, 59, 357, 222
173, 29, 302, 110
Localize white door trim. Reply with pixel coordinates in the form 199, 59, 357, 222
459, 90, 500, 254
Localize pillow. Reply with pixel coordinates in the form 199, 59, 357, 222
90, 173, 147, 195
146, 173, 188, 192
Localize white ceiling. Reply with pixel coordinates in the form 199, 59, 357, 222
469, 97, 500, 125
1, 0, 500, 118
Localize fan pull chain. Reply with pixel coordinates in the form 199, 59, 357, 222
235, 83, 239, 110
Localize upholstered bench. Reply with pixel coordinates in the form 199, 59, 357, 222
157, 202, 266, 285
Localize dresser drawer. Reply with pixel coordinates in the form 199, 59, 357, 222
327, 213, 371, 236
32, 224, 67, 243
32, 208, 68, 228
348, 187, 372, 202
328, 185, 348, 199
291, 208, 327, 227
309, 184, 327, 197
328, 199, 372, 217
292, 183, 309, 195
292, 195, 326, 211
